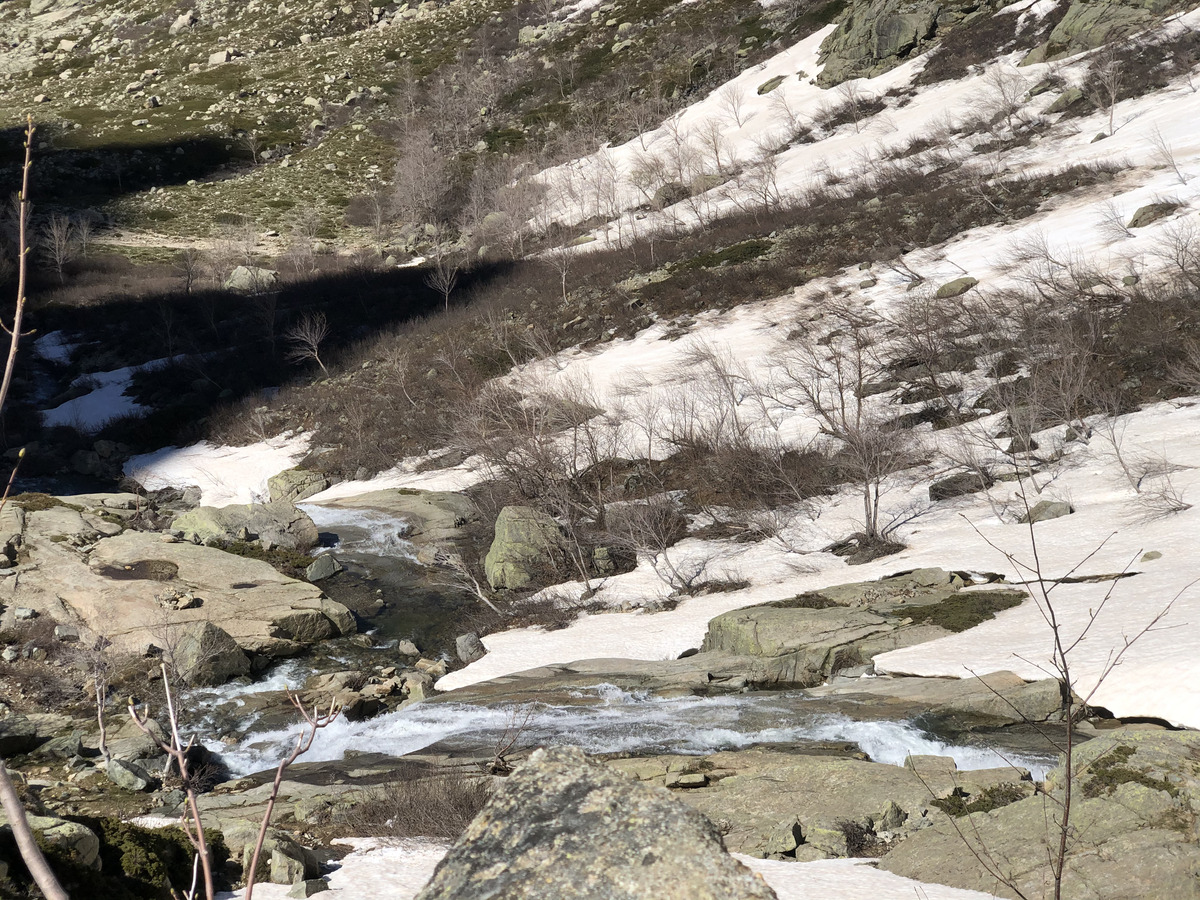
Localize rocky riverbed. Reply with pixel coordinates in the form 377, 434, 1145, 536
0, 489, 1197, 899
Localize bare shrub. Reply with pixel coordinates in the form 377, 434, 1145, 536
349, 765, 493, 839
284, 311, 331, 375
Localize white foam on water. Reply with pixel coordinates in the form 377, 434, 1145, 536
216, 683, 1052, 778
299, 503, 418, 559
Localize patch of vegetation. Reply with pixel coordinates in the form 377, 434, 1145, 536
10, 492, 79, 512
837, 819, 884, 856
674, 239, 773, 271
932, 783, 1028, 817
214, 540, 316, 580
897, 590, 1025, 632
347, 763, 493, 839
0, 816, 229, 900
771, 592, 841, 610
1081, 745, 1180, 799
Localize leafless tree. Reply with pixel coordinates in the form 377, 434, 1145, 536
129, 664, 217, 900
1096, 199, 1133, 241
717, 83, 749, 127
41, 212, 75, 283
1148, 125, 1188, 185
392, 125, 448, 227
74, 210, 97, 259
285, 311, 332, 374
1084, 46, 1123, 136
175, 246, 203, 294
979, 65, 1030, 134
767, 312, 921, 545
244, 691, 341, 900
0, 128, 51, 890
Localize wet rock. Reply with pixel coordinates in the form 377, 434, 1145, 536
414, 745, 777, 900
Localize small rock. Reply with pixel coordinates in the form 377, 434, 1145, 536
13, 607, 37, 620
53, 625, 79, 642
934, 277, 978, 299
396, 639, 420, 657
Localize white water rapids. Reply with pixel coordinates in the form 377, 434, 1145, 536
214, 682, 1054, 779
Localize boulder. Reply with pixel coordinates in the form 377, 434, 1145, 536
456, 632, 486, 664
173, 621, 251, 686
0, 814, 100, 869
1127, 202, 1179, 229
0, 716, 41, 756
701, 606, 904, 685
172, 501, 318, 551
106, 758, 154, 792
934, 277, 978, 299
1029, 0, 1154, 62
268, 468, 330, 504
484, 506, 569, 591
169, 9, 197, 33
1018, 499, 1073, 524
414, 746, 777, 900
929, 472, 992, 502
305, 554, 342, 582
881, 732, 1200, 899
224, 265, 277, 292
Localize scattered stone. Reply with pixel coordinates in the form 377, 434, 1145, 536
1044, 87, 1085, 113
757, 74, 785, 95
0, 814, 100, 869
53, 625, 80, 642
209, 49, 233, 65
414, 746, 776, 900
0, 717, 40, 756
1141, 550, 1162, 562
13, 607, 37, 620
169, 9, 198, 33
172, 501, 318, 551
396, 639, 420, 656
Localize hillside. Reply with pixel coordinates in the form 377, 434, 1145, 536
1, 0, 1200, 897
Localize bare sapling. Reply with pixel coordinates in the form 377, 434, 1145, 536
0, 117, 68, 900
284, 311, 332, 375
954, 481, 1183, 900
243, 690, 341, 900
129, 663, 216, 900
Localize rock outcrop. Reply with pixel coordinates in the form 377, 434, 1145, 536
171, 501, 319, 551
483, 506, 569, 590
267, 468, 330, 504
414, 745, 777, 900
880, 731, 1200, 900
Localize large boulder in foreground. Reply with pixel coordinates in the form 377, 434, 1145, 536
414, 745, 777, 900
172, 501, 318, 551
484, 506, 569, 591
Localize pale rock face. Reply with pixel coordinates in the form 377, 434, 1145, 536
415, 745, 779, 900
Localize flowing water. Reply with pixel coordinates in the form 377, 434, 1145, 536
196, 502, 1056, 782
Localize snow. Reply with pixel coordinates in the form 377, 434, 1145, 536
33, 331, 76, 364
217, 838, 999, 900
304, 453, 486, 501
42, 363, 161, 432
123, 433, 310, 506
